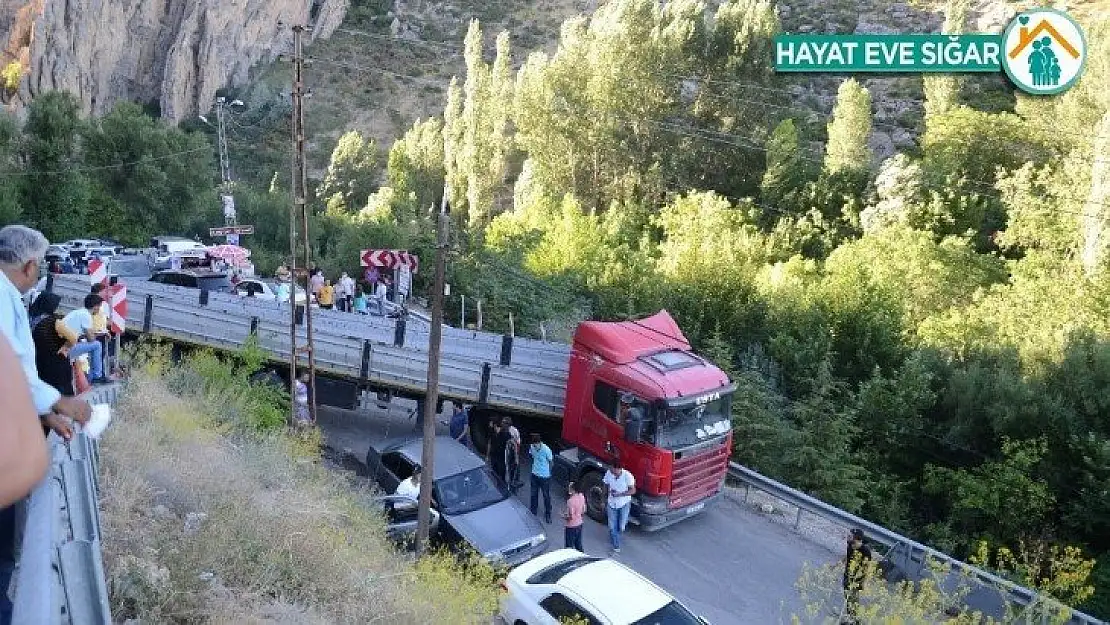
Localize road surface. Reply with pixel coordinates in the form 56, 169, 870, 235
315, 401, 840, 624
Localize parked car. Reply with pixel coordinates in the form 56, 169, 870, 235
365, 436, 547, 568
62, 239, 120, 260
44, 245, 69, 263
371, 494, 441, 547
499, 549, 709, 625
233, 278, 310, 305
149, 269, 232, 292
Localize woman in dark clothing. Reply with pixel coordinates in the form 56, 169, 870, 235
29, 293, 75, 397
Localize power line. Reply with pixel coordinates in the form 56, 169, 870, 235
0, 146, 211, 177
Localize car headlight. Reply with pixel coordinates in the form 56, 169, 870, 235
530, 534, 546, 548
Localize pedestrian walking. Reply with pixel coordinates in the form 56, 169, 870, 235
563, 481, 586, 552
603, 459, 635, 554
841, 528, 873, 624
528, 433, 553, 524
502, 417, 522, 493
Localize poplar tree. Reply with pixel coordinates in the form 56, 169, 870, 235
923, 0, 968, 118
823, 78, 872, 178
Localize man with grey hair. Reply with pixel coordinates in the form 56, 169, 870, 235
0, 225, 92, 424
0, 225, 93, 625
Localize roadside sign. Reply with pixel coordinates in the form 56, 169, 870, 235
104, 284, 127, 334
226, 233, 240, 246
360, 249, 419, 273
88, 259, 108, 286
209, 225, 254, 237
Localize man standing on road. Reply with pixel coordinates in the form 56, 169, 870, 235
563, 481, 586, 552
337, 272, 355, 312
449, 401, 470, 449
841, 528, 873, 624
528, 433, 553, 524
489, 419, 511, 486
603, 459, 635, 555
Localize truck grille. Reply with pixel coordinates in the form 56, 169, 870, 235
669, 439, 730, 508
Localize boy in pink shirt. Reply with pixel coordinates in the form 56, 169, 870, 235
563, 481, 586, 552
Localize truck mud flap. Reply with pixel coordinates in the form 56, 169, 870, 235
313, 376, 359, 410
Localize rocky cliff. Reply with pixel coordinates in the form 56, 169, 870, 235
1, 0, 348, 121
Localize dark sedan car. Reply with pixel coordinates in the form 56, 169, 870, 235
366, 436, 548, 567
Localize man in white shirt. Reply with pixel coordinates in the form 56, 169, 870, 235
373, 280, 388, 315
394, 466, 423, 509
603, 459, 636, 554
337, 272, 355, 312
61, 293, 107, 383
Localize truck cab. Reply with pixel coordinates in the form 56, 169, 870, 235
556, 311, 736, 531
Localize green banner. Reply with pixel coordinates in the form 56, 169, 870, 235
774, 34, 1004, 73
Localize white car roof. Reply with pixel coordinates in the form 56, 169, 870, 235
510, 549, 674, 623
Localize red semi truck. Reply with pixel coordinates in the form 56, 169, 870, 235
473, 311, 736, 530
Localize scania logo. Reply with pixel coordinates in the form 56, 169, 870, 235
695, 392, 721, 406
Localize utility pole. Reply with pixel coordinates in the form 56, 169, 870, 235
291, 23, 318, 423
416, 190, 450, 554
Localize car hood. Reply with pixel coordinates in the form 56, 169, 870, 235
445, 497, 545, 554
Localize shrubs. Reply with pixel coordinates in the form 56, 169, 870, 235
100, 346, 500, 623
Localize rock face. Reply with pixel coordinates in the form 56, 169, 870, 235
2, 0, 348, 121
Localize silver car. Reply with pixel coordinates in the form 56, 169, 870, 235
366, 436, 548, 567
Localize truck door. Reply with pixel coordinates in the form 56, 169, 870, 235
588, 381, 643, 461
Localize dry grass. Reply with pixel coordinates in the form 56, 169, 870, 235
99, 352, 500, 624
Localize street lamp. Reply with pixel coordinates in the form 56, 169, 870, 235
201, 97, 245, 226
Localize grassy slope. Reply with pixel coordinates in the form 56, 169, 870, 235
100, 353, 500, 624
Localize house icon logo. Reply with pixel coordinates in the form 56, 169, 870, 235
1001, 9, 1087, 95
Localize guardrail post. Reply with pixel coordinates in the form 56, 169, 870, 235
499, 335, 513, 366
45, 273, 54, 293
360, 340, 371, 382
199, 288, 209, 306
249, 316, 259, 336
393, 315, 406, 347
142, 295, 154, 333
794, 507, 803, 530
478, 363, 491, 405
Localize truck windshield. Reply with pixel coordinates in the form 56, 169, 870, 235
656, 393, 732, 450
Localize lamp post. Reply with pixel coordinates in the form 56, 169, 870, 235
200, 97, 244, 226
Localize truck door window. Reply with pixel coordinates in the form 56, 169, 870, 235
592, 381, 619, 422
539, 593, 600, 625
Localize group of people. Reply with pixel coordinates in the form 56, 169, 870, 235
440, 402, 633, 556
274, 264, 394, 315
1, 225, 98, 625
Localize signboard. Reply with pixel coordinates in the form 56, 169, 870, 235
397, 264, 411, 297
359, 249, 419, 273
209, 225, 255, 237
226, 233, 240, 246
88, 259, 108, 287
104, 284, 127, 334
222, 194, 236, 223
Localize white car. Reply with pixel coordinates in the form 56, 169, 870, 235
233, 278, 310, 305
499, 549, 709, 625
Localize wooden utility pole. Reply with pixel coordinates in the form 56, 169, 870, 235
416, 191, 450, 554
291, 23, 318, 423
287, 28, 301, 425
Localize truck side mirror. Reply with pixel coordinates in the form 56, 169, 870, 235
623, 416, 645, 443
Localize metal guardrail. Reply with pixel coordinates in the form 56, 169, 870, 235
726, 462, 1106, 624
9, 386, 117, 625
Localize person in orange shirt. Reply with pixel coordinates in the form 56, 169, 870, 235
563, 481, 586, 552
317, 279, 335, 310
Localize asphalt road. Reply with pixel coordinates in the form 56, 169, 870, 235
316, 400, 839, 625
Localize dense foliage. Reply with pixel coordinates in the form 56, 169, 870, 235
5, 0, 1110, 615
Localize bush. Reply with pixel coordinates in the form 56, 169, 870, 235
100, 350, 501, 623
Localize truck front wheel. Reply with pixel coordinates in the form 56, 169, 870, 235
577, 470, 607, 524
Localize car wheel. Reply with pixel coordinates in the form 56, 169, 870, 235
577, 470, 607, 523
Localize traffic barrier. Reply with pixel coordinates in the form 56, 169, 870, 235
725, 462, 1106, 624
9, 384, 117, 625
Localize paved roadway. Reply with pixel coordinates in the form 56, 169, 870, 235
316, 401, 839, 625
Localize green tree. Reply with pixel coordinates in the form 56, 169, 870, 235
0, 113, 22, 224
823, 78, 872, 179
387, 117, 446, 223
922, 0, 968, 118
21, 91, 89, 241
318, 130, 378, 212
82, 101, 216, 243
759, 118, 811, 211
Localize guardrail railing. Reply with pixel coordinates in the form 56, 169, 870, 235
9, 385, 117, 625
727, 462, 1106, 624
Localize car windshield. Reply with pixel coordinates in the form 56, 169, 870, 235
433, 466, 509, 515
655, 393, 733, 450
631, 600, 703, 625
